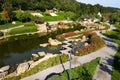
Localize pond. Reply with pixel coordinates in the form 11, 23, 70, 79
0, 25, 84, 67
0, 33, 61, 67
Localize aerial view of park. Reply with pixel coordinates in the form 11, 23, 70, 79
0, 0, 120, 80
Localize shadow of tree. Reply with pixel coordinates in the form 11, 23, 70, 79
106, 42, 118, 51
45, 55, 69, 80
99, 55, 114, 75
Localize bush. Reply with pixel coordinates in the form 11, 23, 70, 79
34, 17, 44, 24
15, 12, 34, 22
0, 31, 4, 36
75, 32, 105, 56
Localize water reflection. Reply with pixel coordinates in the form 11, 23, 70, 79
0, 34, 60, 67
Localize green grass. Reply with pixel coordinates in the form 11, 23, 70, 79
112, 50, 120, 80
0, 21, 22, 30
3, 54, 69, 80
42, 12, 75, 22
48, 57, 100, 80
8, 26, 37, 35
43, 14, 66, 22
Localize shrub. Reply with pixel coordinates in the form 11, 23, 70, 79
56, 31, 77, 39
74, 32, 105, 56
0, 31, 4, 36
15, 12, 34, 22
34, 17, 44, 24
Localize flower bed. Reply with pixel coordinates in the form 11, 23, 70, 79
74, 32, 105, 56
56, 31, 77, 39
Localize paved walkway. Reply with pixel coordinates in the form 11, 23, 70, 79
92, 31, 118, 80
21, 30, 118, 80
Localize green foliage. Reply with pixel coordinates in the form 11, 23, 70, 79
0, 31, 4, 36
48, 58, 100, 80
34, 17, 44, 24
58, 37, 65, 42
15, 11, 34, 22
3, 54, 69, 80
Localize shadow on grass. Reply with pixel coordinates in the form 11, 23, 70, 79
45, 55, 69, 80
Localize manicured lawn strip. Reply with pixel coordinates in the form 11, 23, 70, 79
48, 57, 100, 80
8, 26, 37, 35
112, 51, 120, 80
0, 22, 22, 30
3, 54, 69, 80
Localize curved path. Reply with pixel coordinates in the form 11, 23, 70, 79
21, 29, 118, 80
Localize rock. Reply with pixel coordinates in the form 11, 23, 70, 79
40, 43, 49, 47
0, 71, 8, 78
84, 42, 89, 46
46, 53, 53, 57
16, 62, 30, 75
36, 24, 47, 33
38, 52, 46, 56
48, 38, 61, 46
0, 65, 10, 73
55, 39, 62, 45
28, 61, 34, 65
12, 21, 16, 24
74, 30, 80, 33
32, 54, 39, 58
76, 51, 79, 54
81, 36, 87, 42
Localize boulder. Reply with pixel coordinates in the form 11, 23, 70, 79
74, 30, 80, 34
40, 43, 49, 47
16, 62, 30, 75
12, 21, 16, 24
32, 54, 39, 58
48, 38, 61, 46
55, 39, 62, 45
38, 51, 46, 56
37, 24, 47, 33
0, 65, 10, 73
81, 36, 87, 42
0, 71, 8, 78
84, 42, 89, 46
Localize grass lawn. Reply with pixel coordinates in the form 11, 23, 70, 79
48, 57, 100, 80
3, 54, 69, 80
0, 21, 22, 30
42, 12, 75, 22
8, 25, 37, 35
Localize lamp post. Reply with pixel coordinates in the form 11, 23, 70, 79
69, 41, 75, 80
69, 49, 72, 80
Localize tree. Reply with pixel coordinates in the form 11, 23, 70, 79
15, 11, 34, 22
2, 9, 9, 24
2, 1, 14, 21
